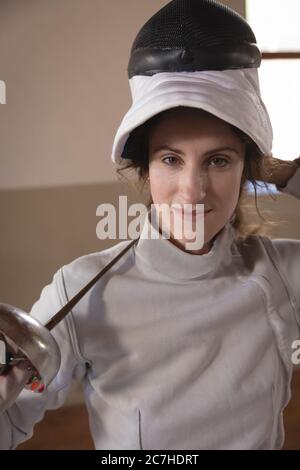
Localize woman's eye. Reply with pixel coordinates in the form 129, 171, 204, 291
209, 156, 229, 167
162, 155, 179, 165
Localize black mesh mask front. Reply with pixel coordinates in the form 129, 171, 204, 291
127, 0, 261, 78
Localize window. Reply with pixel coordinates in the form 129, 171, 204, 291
246, 0, 300, 193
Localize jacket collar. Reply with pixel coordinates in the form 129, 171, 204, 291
134, 211, 236, 281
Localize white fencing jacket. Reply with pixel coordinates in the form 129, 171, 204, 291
1, 169, 300, 450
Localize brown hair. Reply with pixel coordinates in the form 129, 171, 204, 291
116, 107, 279, 240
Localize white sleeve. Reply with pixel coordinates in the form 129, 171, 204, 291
276, 165, 300, 199
0, 268, 88, 450
271, 166, 300, 327
270, 236, 300, 330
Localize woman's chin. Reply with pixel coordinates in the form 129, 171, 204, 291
169, 232, 212, 254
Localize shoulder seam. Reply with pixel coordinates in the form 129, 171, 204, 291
260, 236, 300, 329
56, 267, 91, 365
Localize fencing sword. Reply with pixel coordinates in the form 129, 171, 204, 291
0, 237, 139, 391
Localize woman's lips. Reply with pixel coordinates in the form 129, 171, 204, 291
171, 207, 212, 216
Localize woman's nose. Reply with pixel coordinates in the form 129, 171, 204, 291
178, 168, 208, 202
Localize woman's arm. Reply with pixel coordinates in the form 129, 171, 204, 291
262, 156, 300, 325
0, 269, 88, 450
275, 161, 300, 199
253, 154, 300, 196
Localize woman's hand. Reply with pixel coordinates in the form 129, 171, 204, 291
254, 155, 300, 188
0, 335, 33, 413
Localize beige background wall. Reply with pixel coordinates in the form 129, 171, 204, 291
0, 0, 300, 406
0, 0, 244, 191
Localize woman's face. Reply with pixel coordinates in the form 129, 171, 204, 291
148, 107, 246, 254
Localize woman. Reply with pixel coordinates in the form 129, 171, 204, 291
1, 0, 300, 450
